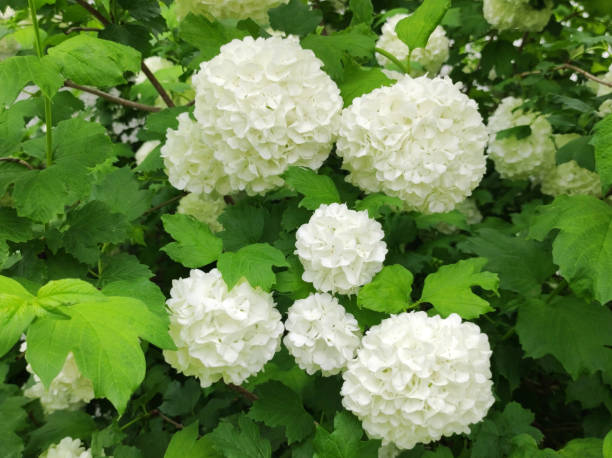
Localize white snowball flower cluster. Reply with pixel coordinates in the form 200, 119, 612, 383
483, 0, 553, 32
337, 76, 488, 214
175, 0, 288, 23
186, 36, 342, 195
41, 437, 92, 458
376, 14, 450, 76
541, 160, 601, 197
341, 311, 494, 451
284, 293, 361, 375
22, 343, 95, 414
487, 96, 555, 181
163, 269, 284, 387
295, 203, 387, 295
177, 192, 227, 232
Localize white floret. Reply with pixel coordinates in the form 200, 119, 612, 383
163, 269, 284, 387
483, 0, 553, 32
284, 293, 362, 375
376, 14, 450, 76
175, 0, 288, 23
487, 97, 556, 181
336, 76, 487, 214
540, 160, 601, 197
295, 203, 387, 295
40, 437, 92, 458
341, 311, 494, 451
192, 35, 342, 195
177, 192, 227, 232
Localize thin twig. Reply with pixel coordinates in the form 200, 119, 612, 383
227, 383, 258, 402
153, 410, 184, 429
0, 157, 34, 170
64, 26, 104, 34
517, 63, 612, 88
141, 62, 175, 108
142, 194, 185, 216
73, 0, 110, 25
64, 80, 162, 112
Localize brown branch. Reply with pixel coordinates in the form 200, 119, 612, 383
227, 383, 258, 402
0, 157, 34, 170
142, 194, 185, 216
73, 0, 110, 25
141, 62, 175, 108
151, 409, 184, 429
517, 63, 612, 88
64, 80, 162, 112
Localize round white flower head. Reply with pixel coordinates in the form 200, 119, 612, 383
41, 437, 92, 458
177, 192, 227, 232
284, 293, 362, 375
336, 76, 487, 214
22, 343, 95, 414
192, 36, 343, 195
161, 112, 230, 195
541, 160, 601, 197
163, 268, 284, 387
341, 311, 494, 451
295, 203, 387, 295
376, 14, 450, 76
483, 0, 553, 32
175, 0, 288, 23
487, 96, 555, 181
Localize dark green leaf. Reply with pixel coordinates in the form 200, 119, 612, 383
495, 125, 533, 141
178, 13, 247, 62
209, 415, 271, 458
349, 0, 373, 25
556, 136, 596, 171
269, 0, 322, 37
218, 204, 266, 251
26, 411, 96, 455
591, 114, 612, 194
313, 411, 379, 458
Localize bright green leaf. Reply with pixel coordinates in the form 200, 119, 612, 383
349, 0, 373, 25
35, 278, 104, 308
161, 214, 223, 268
604, 430, 612, 458
559, 438, 604, 458
0, 55, 63, 107
283, 166, 341, 210
313, 411, 380, 458
357, 265, 414, 314
217, 243, 288, 291
0, 275, 37, 357
354, 193, 403, 218
338, 61, 394, 106
178, 13, 247, 63
395, 0, 451, 50
165, 422, 222, 458
591, 113, 612, 194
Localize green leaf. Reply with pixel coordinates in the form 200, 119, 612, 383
604, 430, 612, 458
516, 296, 612, 378
160, 379, 202, 417
178, 13, 247, 63
269, 0, 322, 37
0, 395, 29, 458
591, 114, 612, 194
275, 256, 314, 300
35, 278, 104, 308
48, 34, 141, 87
414, 210, 468, 231
0, 207, 34, 243
98, 253, 154, 286
283, 167, 341, 210
0, 275, 37, 357
11, 168, 71, 223
338, 61, 394, 106
559, 438, 604, 458
458, 229, 555, 296
26, 411, 96, 456
354, 193, 403, 218
556, 136, 596, 171
528, 195, 612, 304
102, 278, 167, 319
248, 381, 315, 444
395, 0, 451, 50
357, 265, 414, 313
26, 296, 175, 414
165, 422, 222, 458
0, 55, 63, 107
349, 0, 373, 25
161, 214, 223, 268
419, 258, 499, 319
91, 167, 152, 220
208, 415, 271, 458
218, 204, 266, 251
313, 411, 380, 458
217, 243, 288, 291
495, 125, 533, 141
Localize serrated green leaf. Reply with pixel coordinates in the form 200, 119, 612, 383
165, 422, 222, 458
35, 278, 104, 307
354, 193, 403, 218
556, 136, 596, 171
559, 438, 604, 458
349, 0, 373, 25
0, 207, 34, 243
604, 430, 612, 458
178, 13, 247, 63
161, 213, 223, 268
275, 255, 314, 300
591, 113, 612, 194
338, 61, 394, 106
395, 0, 450, 50
209, 415, 271, 458
217, 243, 288, 291
98, 253, 154, 286
0, 55, 63, 107
12, 168, 71, 223
160, 379, 202, 417
414, 210, 468, 231
218, 204, 266, 251
283, 167, 341, 210
269, 0, 322, 37
0, 275, 37, 357
91, 167, 152, 220
313, 411, 380, 458
357, 265, 413, 313
248, 381, 315, 444
102, 278, 167, 320
0, 395, 29, 458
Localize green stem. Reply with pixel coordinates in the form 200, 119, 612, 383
28, 0, 53, 167
375, 47, 410, 74
119, 411, 151, 431
546, 278, 569, 303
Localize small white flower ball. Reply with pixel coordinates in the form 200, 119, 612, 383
23, 347, 95, 415
540, 160, 601, 197
175, 0, 288, 23
192, 36, 343, 195
487, 97, 556, 181
376, 14, 450, 76
284, 293, 362, 375
161, 112, 230, 195
483, 0, 553, 32
163, 269, 284, 387
295, 203, 387, 295
336, 76, 488, 214
177, 192, 227, 232
41, 437, 92, 458
341, 311, 495, 451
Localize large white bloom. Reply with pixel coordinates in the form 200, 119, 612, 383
541, 160, 601, 197
177, 192, 227, 232
284, 293, 361, 375
376, 14, 450, 76
342, 312, 494, 451
41, 437, 92, 458
295, 203, 387, 295
337, 76, 487, 214
487, 96, 555, 181
483, 0, 553, 32
192, 36, 342, 195
161, 112, 230, 195
163, 269, 284, 387
175, 0, 288, 23
22, 344, 95, 414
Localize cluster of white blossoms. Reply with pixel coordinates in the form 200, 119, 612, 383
177, 192, 227, 232
487, 96, 555, 181
174, 0, 288, 23
337, 76, 488, 214
41, 437, 92, 458
341, 312, 494, 451
482, 0, 553, 32
284, 293, 361, 375
541, 160, 601, 197
22, 343, 95, 414
376, 14, 450, 76
295, 203, 387, 295
163, 269, 284, 387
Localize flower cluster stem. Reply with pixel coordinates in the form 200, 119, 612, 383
374, 47, 410, 74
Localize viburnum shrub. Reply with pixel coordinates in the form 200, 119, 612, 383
1, 0, 612, 457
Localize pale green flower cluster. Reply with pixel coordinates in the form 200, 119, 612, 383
174, 0, 288, 23
41, 437, 92, 458
483, 0, 553, 32
177, 192, 227, 232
